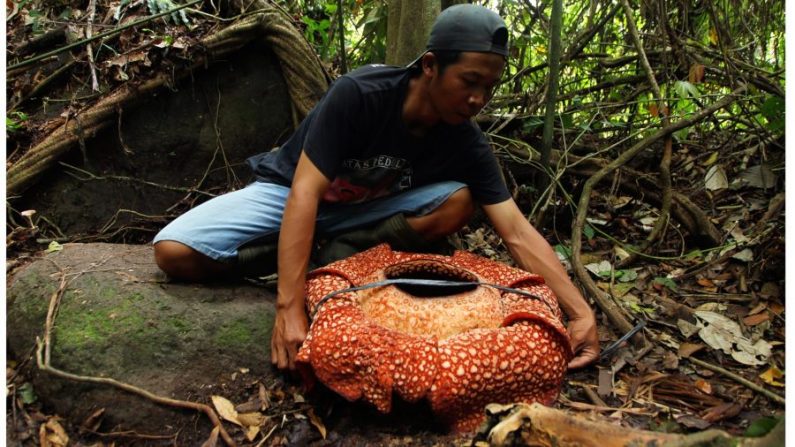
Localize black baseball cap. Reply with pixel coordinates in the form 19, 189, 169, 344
408, 4, 509, 67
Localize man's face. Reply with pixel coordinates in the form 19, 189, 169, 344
427, 51, 506, 125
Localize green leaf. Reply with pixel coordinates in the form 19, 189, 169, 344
7, 117, 22, 132
674, 80, 700, 100
760, 96, 785, 132
7, 112, 28, 132
654, 277, 678, 291
672, 126, 691, 142
627, 301, 656, 315
46, 241, 63, 253
19, 382, 37, 404
554, 244, 572, 259
558, 113, 574, 129
744, 416, 780, 437
522, 116, 544, 133
597, 269, 613, 278
583, 224, 595, 240
685, 249, 704, 260
616, 269, 638, 282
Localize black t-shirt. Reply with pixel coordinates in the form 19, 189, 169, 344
246, 64, 510, 205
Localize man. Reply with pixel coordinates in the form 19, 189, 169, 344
154, 5, 599, 372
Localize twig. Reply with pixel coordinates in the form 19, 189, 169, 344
617, 0, 673, 268
59, 162, 216, 197
254, 423, 278, 447
559, 396, 651, 415
8, 57, 77, 111
8, 0, 203, 70
685, 357, 785, 406
752, 192, 784, 235
35, 266, 237, 446
86, 0, 100, 92
580, 385, 607, 407
81, 429, 177, 440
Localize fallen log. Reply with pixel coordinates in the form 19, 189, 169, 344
481, 402, 784, 447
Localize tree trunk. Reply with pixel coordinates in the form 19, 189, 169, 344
386, 0, 440, 66
536, 0, 563, 206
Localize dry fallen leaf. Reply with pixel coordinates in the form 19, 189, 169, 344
695, 379, 713, 394
487, 405, 527, 446
678, 342, 705, 358
701, 401, 743, 423
746, 302, 768, 316
237, 412, 266, 427
40, 418, 69, 447
759, 282, 781, 299
742, 312, 770, 326
211, 395, 242, 426
694, 311, 772, 366
768, 301, 784, 316
677, 319, 700, 338
689, 63, 705, 83
104, 50, 149, 67
200, 425, 220, 447
759, 366, 784, 387
676, 413, 711, 430
80, 407, 105, 432
307, 408, 327, 440
704, 165, 729, 191
258, 382, 271, 411
697, 277, 716, 288
245, 425, 260, 442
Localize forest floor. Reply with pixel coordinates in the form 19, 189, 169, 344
6, 183, 786, 445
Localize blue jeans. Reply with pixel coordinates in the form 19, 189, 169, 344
153, 180, 466, 262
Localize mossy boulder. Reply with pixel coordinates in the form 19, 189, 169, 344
7, 243, 277, 434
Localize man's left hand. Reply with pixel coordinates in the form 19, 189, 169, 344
566, 311, 599, 369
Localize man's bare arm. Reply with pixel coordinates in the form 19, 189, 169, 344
483, 199, 599, 369
271, 151, 330, 370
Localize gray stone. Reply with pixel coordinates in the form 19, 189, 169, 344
7, 242, 277, 433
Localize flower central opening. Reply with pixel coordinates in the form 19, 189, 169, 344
384, 261, 479, 297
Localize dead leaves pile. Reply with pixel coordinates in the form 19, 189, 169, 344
203, 380, 327, 446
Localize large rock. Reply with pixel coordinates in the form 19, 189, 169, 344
7, 243, 277, 434
17, 41, 293, 238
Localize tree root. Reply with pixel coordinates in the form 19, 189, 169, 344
8, 4, 328, 197
516, 148, 723, 246
570, 86, 746, 345
562, 162, 721, 247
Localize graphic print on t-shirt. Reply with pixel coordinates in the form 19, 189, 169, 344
323, 154, 412, 203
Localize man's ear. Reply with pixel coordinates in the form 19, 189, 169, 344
421, 52, 437, 76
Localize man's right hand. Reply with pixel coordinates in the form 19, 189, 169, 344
271, 151, 329, 370
270, 302, 309, 370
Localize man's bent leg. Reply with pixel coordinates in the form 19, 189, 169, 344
153, 182, 290, 281
154, 240, 234, 281
405, 187, 475, 241
315, 182, 475, 264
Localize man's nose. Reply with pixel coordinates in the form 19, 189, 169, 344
468, 90, 486, 109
